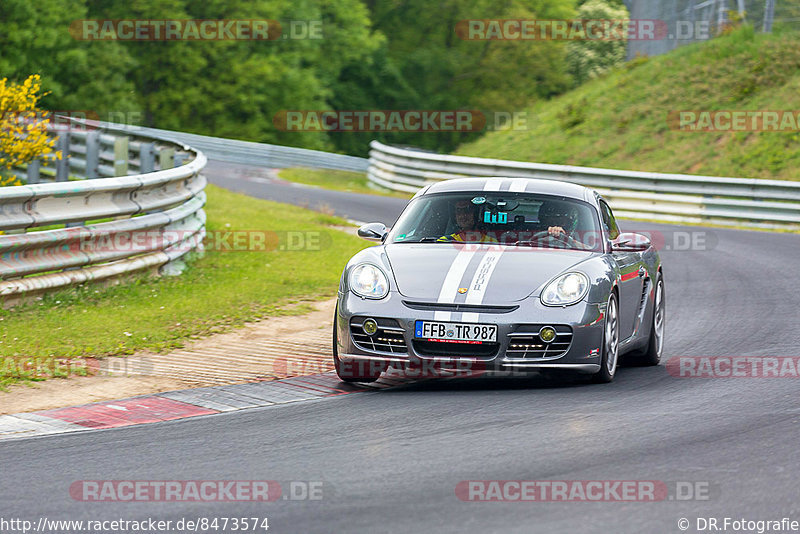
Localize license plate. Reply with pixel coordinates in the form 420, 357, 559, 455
415, 321, 497, 343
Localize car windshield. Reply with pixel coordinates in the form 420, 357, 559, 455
387, 192, 604, 252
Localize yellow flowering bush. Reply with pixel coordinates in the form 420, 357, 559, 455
0, 74, 58, 184
0, 173, 22, 187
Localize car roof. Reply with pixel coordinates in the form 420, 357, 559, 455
418, 177, 594, 203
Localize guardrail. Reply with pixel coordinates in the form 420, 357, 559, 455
79, 122, 369, 173
0, 122, 207, 305
7, 127, 191, 184
367, 140, 800, 231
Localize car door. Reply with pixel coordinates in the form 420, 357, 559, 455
599, 200, 644, 341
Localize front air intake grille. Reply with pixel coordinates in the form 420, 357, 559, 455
412, 340, 500, 358
402, 301, 519, 314
506, 325, 573, 359
349, 317, 408, 354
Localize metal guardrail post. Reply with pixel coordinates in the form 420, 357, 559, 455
55, 133, 69, 182
140, 142, 156, 173
114, 136, 129, 176
159, 147, 175, 170
764, 0, 775, 32
26, 159, 41, 184
85, 131, 99, 179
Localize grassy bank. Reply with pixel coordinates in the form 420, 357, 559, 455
458, 27, 800, 181
278, 168, 411, 198
0, 184, 370, 387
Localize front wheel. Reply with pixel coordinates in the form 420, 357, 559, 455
332, 304, 382, 383
592, 292, 620, 383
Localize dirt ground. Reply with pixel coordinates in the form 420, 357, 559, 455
1, 298, 338, 415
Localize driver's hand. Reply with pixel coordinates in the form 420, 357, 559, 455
548, 226, 566, 237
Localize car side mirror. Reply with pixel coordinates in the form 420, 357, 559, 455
358, 222, 388, 242
612, 232, 651, 252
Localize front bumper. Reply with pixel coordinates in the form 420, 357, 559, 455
336, 290, 606, 376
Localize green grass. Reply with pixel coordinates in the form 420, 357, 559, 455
0, 184, 371, 387
458, 26, 800, 181
278, 167, 411, 198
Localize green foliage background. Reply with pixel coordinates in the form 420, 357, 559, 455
458, 26, 800, 181
6, 0, 798, 160
0, 0, 592, 156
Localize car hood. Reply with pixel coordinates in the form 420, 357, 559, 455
384, 244, 597, 303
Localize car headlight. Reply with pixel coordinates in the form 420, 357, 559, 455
349, 263, 390, 299
541, 272, 589, 306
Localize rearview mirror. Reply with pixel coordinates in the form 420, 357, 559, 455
612, 232, 651, 252
358, 222, 388, 242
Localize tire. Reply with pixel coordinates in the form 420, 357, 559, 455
592, 292, 620, 384
332, 304, 382, 383
629, 274, 665, 366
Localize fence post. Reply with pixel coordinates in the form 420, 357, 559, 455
26, 159, 41, 184
114, 136, 129, 176
763, 0, 775, 32
140, 142, 156, 173
717, 0, 728, 31
159, 147, 175, 170
55, 133, 70, 182
85, 131, 99, 179
65, 133, 86, 225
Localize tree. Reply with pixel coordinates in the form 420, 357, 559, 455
0, 75, 57, 186
566, 0, 629, 85
85, 0, 382, 150
332, 0, 577, 155
0, 0, 138, 117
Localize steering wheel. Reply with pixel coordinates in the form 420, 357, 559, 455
531, 229, 572, 246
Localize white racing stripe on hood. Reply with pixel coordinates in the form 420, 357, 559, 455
510, 179, 528, 192
484, 179, 504, 191
433, 248, 478, 321
460, 249, 504, 323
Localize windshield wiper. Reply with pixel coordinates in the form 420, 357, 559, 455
515, 239, 592, 251
395, 236, 443, 243
514, 240, 551, 248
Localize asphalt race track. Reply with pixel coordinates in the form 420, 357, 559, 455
2, 160, 799, 534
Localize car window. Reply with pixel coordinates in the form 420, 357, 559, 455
387, 192, 603, 252
599, 200, 620, 240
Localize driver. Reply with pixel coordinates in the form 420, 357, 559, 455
438, 200, 497, 242
537, 200, 591, 250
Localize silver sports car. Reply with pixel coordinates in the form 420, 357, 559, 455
334, 177, 665, 383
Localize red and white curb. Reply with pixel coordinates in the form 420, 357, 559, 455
0, 372, 413, 441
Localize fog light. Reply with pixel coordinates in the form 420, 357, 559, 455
362, 318, 378, 336
539, 326, 557, 343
